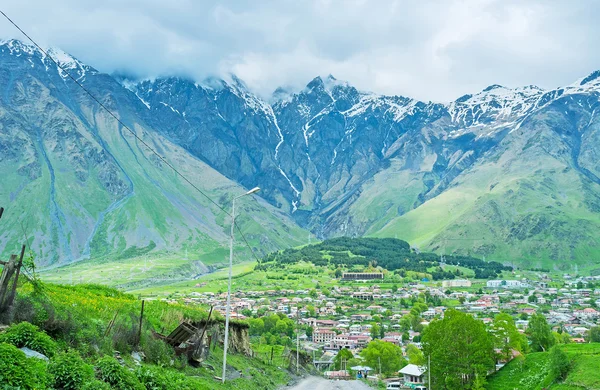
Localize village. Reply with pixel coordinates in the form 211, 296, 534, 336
157, 270, 600, 387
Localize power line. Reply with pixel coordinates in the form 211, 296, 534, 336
0, 10, 264, 264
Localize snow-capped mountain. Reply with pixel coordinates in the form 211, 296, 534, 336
1, 39, 600, 267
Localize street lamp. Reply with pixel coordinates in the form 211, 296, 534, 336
222, 186, 260, 383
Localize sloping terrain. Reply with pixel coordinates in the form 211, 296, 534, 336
0, 40, 308, 266
2, 39, 600, 267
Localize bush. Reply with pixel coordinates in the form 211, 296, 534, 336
95, 356, 144, 390
549, 345, 570, 380
7, 294, 51, 326
80, 379, 111, 390
135, 366, 197, 390
140, 333, 175, 366
0, 342, 51, 389
110, 314, 138, 353
50, 350, 94, 389
0, 321, 57, 357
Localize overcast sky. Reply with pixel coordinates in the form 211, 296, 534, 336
1, 0, 599, 101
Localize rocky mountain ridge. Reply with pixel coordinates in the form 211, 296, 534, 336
1, 39, 600, 268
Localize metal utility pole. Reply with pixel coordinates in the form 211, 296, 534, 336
296, 304, 300, 374
428, 354, 432, 390
222, 187, 260, 384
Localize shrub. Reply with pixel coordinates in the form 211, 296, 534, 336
80, 379, 111, 390
95, 356, 144, 390
0, 321, 57, 357
140, 333, 175, 366
549, 345, 570, 380
50, 350, 94, 389
111, 314, 138, 353
10, 294, 51, 325
135, 366, 196, 390
0, 342, 51, 389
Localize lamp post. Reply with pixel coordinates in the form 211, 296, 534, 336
222, 186, 260, 383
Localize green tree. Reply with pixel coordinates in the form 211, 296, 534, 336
371, 323, 381, 340
491, 313, 528, 360
399, 316, 412, 332
411, 302, 428, 317
248, 318, 265, 336
410, 315, 423, 332
549, 345, 570, 380
406, 343, 425, 366
587, 326, 600, 342
421, 309, 495, 389
360, 340, 406, 376
306, 326, 314, 339
264, 314, 281, 332
334, 348, 354, 370
309, 289, 318, 299
334, 268, 343, 278
554, 331, 571, 344
527, 314, 555, 352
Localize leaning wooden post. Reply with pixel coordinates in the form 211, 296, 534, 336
0, 207, 4, 220
137, 300, 145, 347
7, 245, 26, 308
0, 255, 17, 312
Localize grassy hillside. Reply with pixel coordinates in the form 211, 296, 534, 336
0, 64, 309, 267
0, 281, 292, 390
373, 129, 600, 270
487, 344, 600, 390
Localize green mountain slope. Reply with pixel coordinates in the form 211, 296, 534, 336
0, 41, 308, 268
371, 96, 600, 269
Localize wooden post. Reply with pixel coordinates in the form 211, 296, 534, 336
105, 311, 119, 336
6, 245, 26, 308
137, 300, 145, 347
190, 306, 214, 361
0, 255, 17, 313
270, 346, 274, 364
0, 207, 4, 220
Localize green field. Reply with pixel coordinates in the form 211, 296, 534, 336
487, 344, 600, 390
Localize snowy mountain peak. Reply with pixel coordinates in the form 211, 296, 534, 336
579, 70, 600, 86
482, 84, 505, 92
0, 38, 41, 56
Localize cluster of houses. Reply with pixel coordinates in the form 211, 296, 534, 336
162, 272, 600, 386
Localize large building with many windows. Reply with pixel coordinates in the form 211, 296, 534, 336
342, 272, 384, 281
442, 279, 472, 288
313, 329, 336, 344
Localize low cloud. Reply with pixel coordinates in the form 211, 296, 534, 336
1, 0, 598, 101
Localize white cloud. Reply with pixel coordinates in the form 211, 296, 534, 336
1, 0, 598, 101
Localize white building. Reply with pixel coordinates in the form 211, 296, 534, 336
487, 280, 529, 289
442, 279, 472, 288
399, 364, 426, 385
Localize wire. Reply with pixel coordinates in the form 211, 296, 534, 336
0, 9, 264, 264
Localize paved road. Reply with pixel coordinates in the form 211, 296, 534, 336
285, 376, 373, 390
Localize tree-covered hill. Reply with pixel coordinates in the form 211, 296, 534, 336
260, 237, 512, 279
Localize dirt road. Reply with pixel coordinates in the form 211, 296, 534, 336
284, 376, 374, 390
